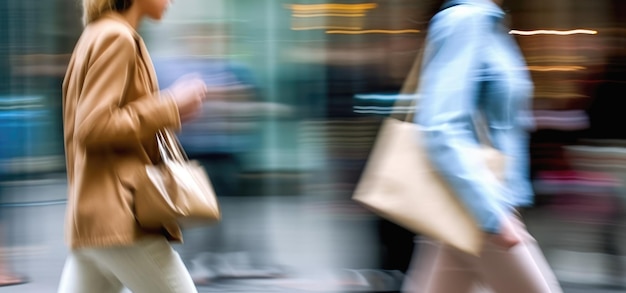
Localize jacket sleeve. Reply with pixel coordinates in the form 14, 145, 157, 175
416, 7, 507, 233
74, 30, 181, 150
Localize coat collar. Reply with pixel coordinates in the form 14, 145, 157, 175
99, 12, 159, 91
100, 11, 141, 41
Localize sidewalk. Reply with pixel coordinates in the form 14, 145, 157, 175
0, 179, 623, 292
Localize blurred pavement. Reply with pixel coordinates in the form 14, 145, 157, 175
0, 176, 623, 292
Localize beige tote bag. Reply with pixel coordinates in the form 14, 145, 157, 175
352, 48, 505, 256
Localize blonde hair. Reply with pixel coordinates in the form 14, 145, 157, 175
82, 0, 131, 26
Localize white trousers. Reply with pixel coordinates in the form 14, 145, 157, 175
57, 237, 197, 293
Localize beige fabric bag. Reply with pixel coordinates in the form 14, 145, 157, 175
135, 129, 221, 229
352, 47, 505, 256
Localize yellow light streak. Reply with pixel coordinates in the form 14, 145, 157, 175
288, 3, 378, 11
293, 9, 371, 14
326, 29, 421, 34
291, 26, 362, 31
293, 13, 366, 18
510, 29, 598, 35
527, 66, 586, 72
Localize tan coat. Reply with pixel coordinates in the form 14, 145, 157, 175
62, 12, 182, 249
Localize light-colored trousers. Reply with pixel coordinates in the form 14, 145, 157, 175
402, 217, 563, 293
58, 237, 197, 293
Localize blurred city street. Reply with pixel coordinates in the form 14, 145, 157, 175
0, 176, 623, 293
2, 0, 626, 292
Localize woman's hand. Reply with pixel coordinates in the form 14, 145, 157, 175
167, 74, 208, 122
488, 216, 521, 249
203, 72, 251, 101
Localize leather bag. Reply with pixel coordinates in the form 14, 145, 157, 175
135, 129, 221, 229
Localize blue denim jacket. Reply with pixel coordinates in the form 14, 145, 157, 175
416, 0, 534, 233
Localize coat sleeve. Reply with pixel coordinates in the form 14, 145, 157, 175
74, 30, 181, 150
416, 7, 507, 233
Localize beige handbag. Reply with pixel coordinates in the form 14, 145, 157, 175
352, 118, 505, 255
352, 48, 505, 256
135, 129, 221, 229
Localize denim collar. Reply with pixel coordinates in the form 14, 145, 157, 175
442, 0, 505, 20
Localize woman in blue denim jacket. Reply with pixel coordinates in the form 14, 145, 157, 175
403, 1, 563, 292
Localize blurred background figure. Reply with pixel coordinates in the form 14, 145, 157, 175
0, 174, 28, 287
0, 5, 34, 288
152, 22, 292, 285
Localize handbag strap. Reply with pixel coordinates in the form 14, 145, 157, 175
156, 129, 189, 163
400, 48, 424, 123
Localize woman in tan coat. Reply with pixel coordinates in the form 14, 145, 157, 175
58, 0, 209, 292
